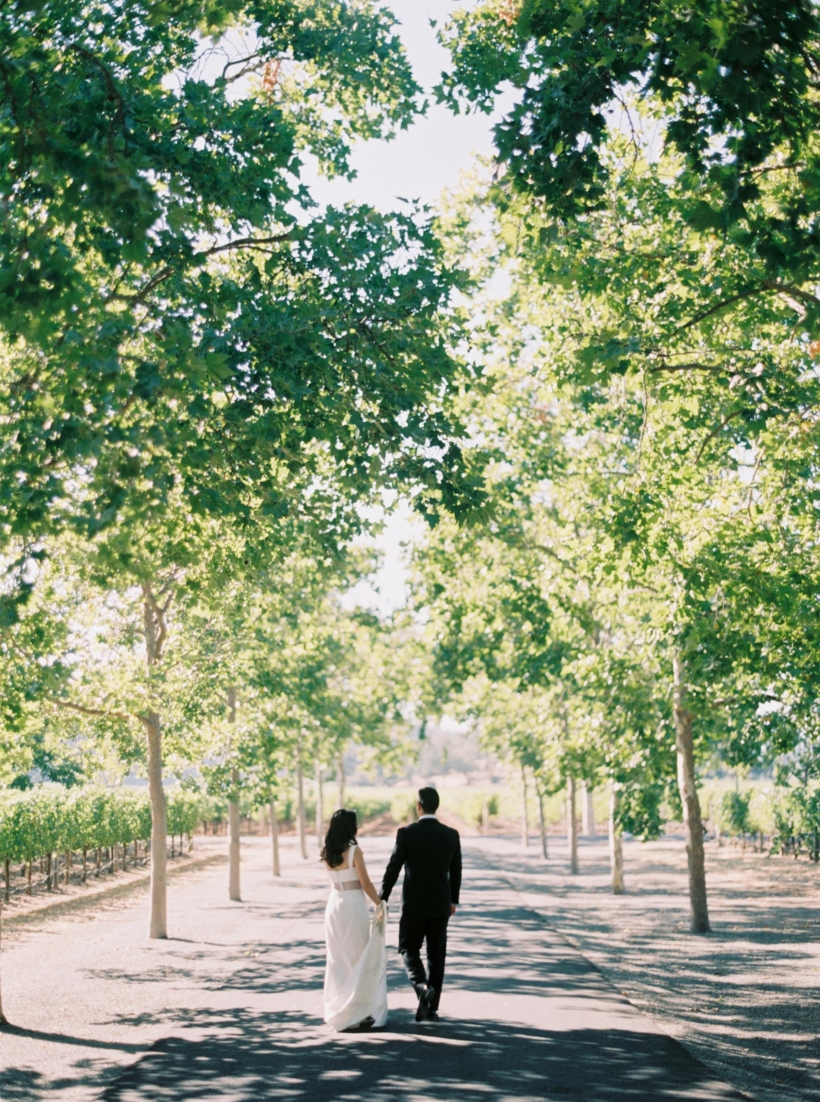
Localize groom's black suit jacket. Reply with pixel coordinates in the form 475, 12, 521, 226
380, 817, 462, 919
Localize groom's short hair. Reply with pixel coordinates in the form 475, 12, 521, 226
418, 786, 440, 814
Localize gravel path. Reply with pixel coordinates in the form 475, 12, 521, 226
505, 832, 820, 1102
1, 833, 744, 1102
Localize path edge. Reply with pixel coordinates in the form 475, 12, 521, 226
2, 852, 228, 932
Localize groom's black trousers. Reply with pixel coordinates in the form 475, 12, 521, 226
398, 914, 449, 1011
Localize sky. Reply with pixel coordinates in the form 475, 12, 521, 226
306, 1, 508, 213
318, 1, 508, 614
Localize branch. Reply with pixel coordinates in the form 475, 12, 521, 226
711, 691, 783, 708
0, 60, 26, 176
635, 365, 649, 469
762, 279, 820, 312
47, 695, 133, 724
677, 287, 769, 333
648, 361, 726, 374
130, 265, 173, 306
677, 279, 820, 335
221, 52, 261, 82
747, 163, 802, 179
125, 233, 294, 304
68, 44, 128, 157
694, 408, 746, 462
522, 538, 579, 576
155, 568, 180, 603
141, 583, 168, 661
745, 447, 765, 521
204, 233, 292, 258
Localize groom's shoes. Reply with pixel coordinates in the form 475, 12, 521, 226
415, 987, 436, 1022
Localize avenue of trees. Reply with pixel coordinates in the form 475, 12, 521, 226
3, 0, 820, 1020
420, 0, 820, 935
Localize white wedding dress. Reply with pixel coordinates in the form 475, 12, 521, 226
323, 842, 389, 1031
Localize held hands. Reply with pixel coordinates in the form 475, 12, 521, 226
450, 904, 457, 917
372, 899, 388, 934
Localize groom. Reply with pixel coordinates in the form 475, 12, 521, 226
380, 786, 462, 1022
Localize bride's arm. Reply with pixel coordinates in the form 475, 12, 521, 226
353, 847, 381, 905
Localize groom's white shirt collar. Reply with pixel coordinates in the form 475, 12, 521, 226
419, 814, 437, 820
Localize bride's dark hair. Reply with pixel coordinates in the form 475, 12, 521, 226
320, 808, 358, 868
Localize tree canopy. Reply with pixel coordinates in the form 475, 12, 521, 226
4, 0, 820, 970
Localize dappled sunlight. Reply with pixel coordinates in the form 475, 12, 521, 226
485, 834, 820, 1101
93, 1009, 745, 1102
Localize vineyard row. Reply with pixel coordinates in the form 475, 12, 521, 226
0, 785, 223, 902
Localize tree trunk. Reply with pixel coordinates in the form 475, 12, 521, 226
608, 784, 625, 894
227, 687, 241, 903
315, 760, 324, 842
297, 751, 308, 860
538, 791, 548, 859
228, 780, 241, 901
46, 852, 52, 891
82, 847, 87, 884
64, 852, 70, 886
582, 783, 595, 836
4, 859, 9, 904
0, 897, 5, 1025
521, 764, 529, 847
337, 751, 346, 809
27, 862, 32, 895
145, 711, 168, 939
142, 588, 171, 939
270, 793, 281, 877
673, 654, 710, 934
566, 776, 579, 874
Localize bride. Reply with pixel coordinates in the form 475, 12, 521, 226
321, 808, 388, 1032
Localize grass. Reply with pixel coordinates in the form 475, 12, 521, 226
286, 782, 612, 832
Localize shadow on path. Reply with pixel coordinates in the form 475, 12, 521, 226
88, 853, 746, 1102
496, 845, 820, 1100
0, 842, 753, 1102
0, 1024, 146, 1053
95, 1008, 747, 1102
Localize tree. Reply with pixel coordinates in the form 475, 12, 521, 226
416, 168, 820, 925
1, 3, 487, 945
1, 1, 484, 542
439, 0, 820, 330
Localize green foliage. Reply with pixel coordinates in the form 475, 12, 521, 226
440, 0, 820, 301
166, 790, 204, 838
6, 2, 820, 911
0, 0, 483, 550
388, 791, 417, 826
433, 10, 820, 826
413, 109, 820, 852
616, 779, 669, 842
715, 791, 752, 838
771, 785, 820, 847
345, 795, 392, 823
0, 784, 207, 862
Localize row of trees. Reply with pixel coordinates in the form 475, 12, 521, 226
0, 2, 479, 1030
408, 0, 820, 934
